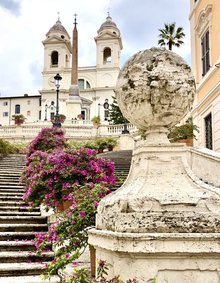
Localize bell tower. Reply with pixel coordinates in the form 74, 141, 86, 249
42, 15, 71, 91
95, 13, 123, 69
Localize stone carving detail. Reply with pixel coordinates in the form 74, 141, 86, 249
195, 4, 212, 36
115, 47, 195, 135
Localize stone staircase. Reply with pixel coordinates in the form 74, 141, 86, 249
99, 150, 132, 190
0, 154, 61, 283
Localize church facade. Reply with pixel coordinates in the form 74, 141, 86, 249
0, 15, 123, 125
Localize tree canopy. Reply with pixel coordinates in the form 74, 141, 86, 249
158, 22, 185, 50
109, 97, 129, 125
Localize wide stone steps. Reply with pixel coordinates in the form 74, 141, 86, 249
99, 150, 132, 190
0, 205, 38, 211
0, 154, 60, 281
0, 223, 48, 232
0, 241, 44, 252
0, 274, 60, 283
0, 232, 36, 241
0, 216, 47, 224
0, 263, 60, 279
0, 251, 54, 263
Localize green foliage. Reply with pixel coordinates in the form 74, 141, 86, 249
158, 22, 185, 50
0, 139, 17, 155
109, 97, 129, 125
168, 118, 199, 141
68, 137, 118, 152
68, 140, 99, 150
91, 116, 101, 125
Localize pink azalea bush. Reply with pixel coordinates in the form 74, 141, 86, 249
27, 127, 67, 157
22, 147, 115, 208
21, 127, 115, 276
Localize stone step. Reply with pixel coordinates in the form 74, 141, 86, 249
0, 251, 54, 263
0, 262, 58, 277
0, 189, 25, 193
0, 216, 47, 224
0, 275, 61, 282
0, 206, 39, 212
0, 185, 24, 189
0, 211, 40, 216
0, 196, 23, 201
0, 201, 27, 207
0, 192, 24, 196
0, 240, 38, 252
0, 182, 24, 186
0, 224, 48, 232
0, 232, 36, 241
0, 175, 21, 179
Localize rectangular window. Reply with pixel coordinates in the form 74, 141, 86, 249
3, 102, 8, 106
39, 110, 41, 120
15, 104, 21, 114
3, 112, 8, 117
201, 30, 210, 76
204, 113, 212, 150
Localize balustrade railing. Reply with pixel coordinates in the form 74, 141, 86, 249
0, 122, 137, 142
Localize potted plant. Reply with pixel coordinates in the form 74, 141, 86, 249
91, 116, 101, 128
105, 137, 118, 151
12, 114, 26, 126
168, 117, 199, 146
58, 114, 66, 123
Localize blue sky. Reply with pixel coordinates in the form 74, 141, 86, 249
0, 0, 191, 97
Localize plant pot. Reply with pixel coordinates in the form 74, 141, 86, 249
177, 138, 193, 147
57, 200, 72, 212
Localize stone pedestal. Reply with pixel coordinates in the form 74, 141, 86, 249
88, 142, 220, 282
89, 230, 220, 283
88, 48, 220, 282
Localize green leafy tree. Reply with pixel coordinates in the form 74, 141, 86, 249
109, 97, 129, 124
158, 22, 185, 50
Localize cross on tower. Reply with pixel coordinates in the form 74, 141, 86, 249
74, 13, 77, 27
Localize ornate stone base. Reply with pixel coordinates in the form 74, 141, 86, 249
89, 229, 220, 283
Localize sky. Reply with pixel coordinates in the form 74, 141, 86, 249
0, 0, 191, 97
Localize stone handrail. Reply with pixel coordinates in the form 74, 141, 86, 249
188, 147, 220, 187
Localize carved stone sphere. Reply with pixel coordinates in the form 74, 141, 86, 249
115, 47, 196, 133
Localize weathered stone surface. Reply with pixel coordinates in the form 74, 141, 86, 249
96, 144, 220, 233
88, 48, 220, 283
115, 47, 195, 135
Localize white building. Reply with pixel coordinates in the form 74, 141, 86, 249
0, 14, 123, 126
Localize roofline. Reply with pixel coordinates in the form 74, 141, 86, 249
0, 95, 41, 100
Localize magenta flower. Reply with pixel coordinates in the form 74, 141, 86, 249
79, 211, 86, 218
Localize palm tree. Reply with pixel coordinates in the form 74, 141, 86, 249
158, 23, 185, 51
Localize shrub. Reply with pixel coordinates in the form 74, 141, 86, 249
0, 139, 17, 155
22, 147, 115, 209
168, 118, 199, 142
12, 114, 26, 126
27, 127, 68, 157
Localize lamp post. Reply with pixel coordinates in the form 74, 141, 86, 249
44, 101, 55, 121
53, 73, 62, 128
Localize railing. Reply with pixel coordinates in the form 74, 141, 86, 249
0, 122, 137, 142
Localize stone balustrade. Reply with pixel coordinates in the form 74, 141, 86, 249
0, 122, 137, 143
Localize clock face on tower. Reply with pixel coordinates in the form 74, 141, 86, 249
48, 76, 55, 87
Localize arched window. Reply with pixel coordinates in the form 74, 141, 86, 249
78, 79, 91, 90
103, 47, 112, 64
15, 104, 20, 114
51, 51, 58, 66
